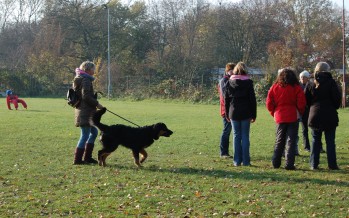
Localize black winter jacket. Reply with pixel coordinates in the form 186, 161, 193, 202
224, 77, 257, 121
305, 72, 341, 131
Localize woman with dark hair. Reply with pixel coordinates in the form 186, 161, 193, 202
305, 62, 341, 170
225, 62, 257, 166
218, 62, 236, 158
266, 68, 306, 170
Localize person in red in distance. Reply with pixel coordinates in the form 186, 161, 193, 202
6, 90, 27, 110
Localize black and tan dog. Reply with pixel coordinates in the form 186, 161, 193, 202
92, 108, 173, 167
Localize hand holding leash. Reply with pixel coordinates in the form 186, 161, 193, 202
96, 104, 104, 109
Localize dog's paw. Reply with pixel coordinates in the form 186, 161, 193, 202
134, 162, 143, 168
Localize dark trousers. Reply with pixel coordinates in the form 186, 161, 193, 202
272, 122, 298, 168
310, 128, 337, 169
300, 118, 310, 150
220, 117, 232, 156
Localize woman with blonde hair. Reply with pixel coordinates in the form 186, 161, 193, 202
305, 62, 341, 170
225, 62, 257, 166
73, 61, 104, 165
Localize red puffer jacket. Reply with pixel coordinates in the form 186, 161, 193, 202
266, 84, 306, 123
218, 75, 230, 116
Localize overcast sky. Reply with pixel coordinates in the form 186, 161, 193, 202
122, 0, 345, 6
330, 0, 346, 7
119, 0, 347, 9
209, 0, 345, 7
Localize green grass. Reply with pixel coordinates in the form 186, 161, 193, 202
0, 98, 348, 217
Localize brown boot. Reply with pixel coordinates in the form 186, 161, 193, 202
83, 143, 98, 164
73, 147, 85, 165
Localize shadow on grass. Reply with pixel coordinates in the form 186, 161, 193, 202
8, 109, 51, 112
27, 110, 50, 112
108, 163, 349, 187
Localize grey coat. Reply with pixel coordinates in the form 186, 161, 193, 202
73, 75, 99, 127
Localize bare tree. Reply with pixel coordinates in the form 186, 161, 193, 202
0, 0, 16, 31
147, 0, 168, 67
12, 0, 43, 25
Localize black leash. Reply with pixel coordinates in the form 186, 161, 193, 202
106, 109, 140, 127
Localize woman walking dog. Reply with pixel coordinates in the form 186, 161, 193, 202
73, 61, 104, 165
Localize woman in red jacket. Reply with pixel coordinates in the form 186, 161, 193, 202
266, 68, 306, 170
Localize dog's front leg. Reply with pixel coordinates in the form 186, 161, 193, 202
103, 153, 111, 167
140, 149, 148, 163
132, 150, 142, 167
99, 153, 110, 167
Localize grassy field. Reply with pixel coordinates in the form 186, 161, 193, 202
0, 98, 348, 217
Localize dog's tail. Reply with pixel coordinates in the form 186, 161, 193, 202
92, 107, 108, 132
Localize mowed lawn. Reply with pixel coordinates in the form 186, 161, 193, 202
0, 98, 348, 217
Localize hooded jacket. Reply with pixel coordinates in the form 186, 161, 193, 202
305, 72, 341, 131
224, 75, 257, 121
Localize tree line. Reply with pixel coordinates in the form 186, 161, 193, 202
0, 0, 347, 102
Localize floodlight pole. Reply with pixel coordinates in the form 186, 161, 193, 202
103, 4, 111, 100
342, 0, 346, 108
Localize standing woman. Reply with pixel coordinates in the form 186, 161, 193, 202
299, 71, 312, 152
305, 62, 341, 170
218, 62, 235, 158
225, 62, 257, 166
266, 68, 306, 170
73, 61, 104, 165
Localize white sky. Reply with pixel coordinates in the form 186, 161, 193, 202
209, 0, 345, 7
119, 0, 347, 10
331, 0, 346, 7
122, 0, 346, 6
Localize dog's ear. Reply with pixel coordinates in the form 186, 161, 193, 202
153, 123, 165, 131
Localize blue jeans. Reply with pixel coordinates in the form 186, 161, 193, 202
231, 119, 251, 166
76, 126, 98, 149
310, 128, 337, 169
220, 117, 232, 156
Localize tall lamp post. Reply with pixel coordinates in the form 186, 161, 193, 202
103, 4, 111, 99
342, 0, 346, 108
